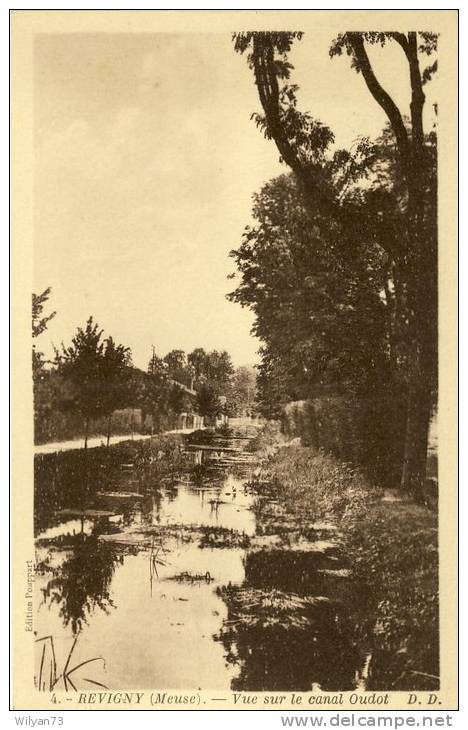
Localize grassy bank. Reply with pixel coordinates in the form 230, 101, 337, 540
254, 433, 439, 691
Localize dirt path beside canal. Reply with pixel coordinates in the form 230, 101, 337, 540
34, 427, 202, 455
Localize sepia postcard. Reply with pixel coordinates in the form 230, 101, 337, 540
11, 9, 458, 711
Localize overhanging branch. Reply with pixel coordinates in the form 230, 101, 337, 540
347, 33, 411, 169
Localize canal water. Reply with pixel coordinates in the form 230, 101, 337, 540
34, 427, 366, 693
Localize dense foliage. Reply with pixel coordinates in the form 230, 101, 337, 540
228, 173, 390, 416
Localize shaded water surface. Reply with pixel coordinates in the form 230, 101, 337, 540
34, 429, 366, 692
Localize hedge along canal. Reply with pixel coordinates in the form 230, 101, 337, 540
33, 423, 438, 693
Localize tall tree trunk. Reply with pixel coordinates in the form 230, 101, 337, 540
400, 359, 433, 498
399, 32, 438, 499
106, 414, 112, 447
382, 259, 398, 372
343, 31, 437, 498
400, 304, 437, 498
84, 416, 89, 450
399, 190, 437, 498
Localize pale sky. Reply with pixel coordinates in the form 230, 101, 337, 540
34, 31, 437, 369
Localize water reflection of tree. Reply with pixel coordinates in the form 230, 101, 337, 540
215, 586, 362, 692
41, 535, 121, 635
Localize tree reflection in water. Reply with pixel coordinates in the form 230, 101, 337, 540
215, 536, 366, 693
40, 534, 121, 636
215, 585, 362, 691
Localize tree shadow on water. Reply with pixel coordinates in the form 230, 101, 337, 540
40, 534, 121, 636
215, 585, 363, 692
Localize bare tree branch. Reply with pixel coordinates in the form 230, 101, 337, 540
347, 33, 411, 168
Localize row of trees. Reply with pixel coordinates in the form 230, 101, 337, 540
148, 346, 235, 396
146, 345, 255, 421
231, 31, 438, 496
33, 290, 256, 445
